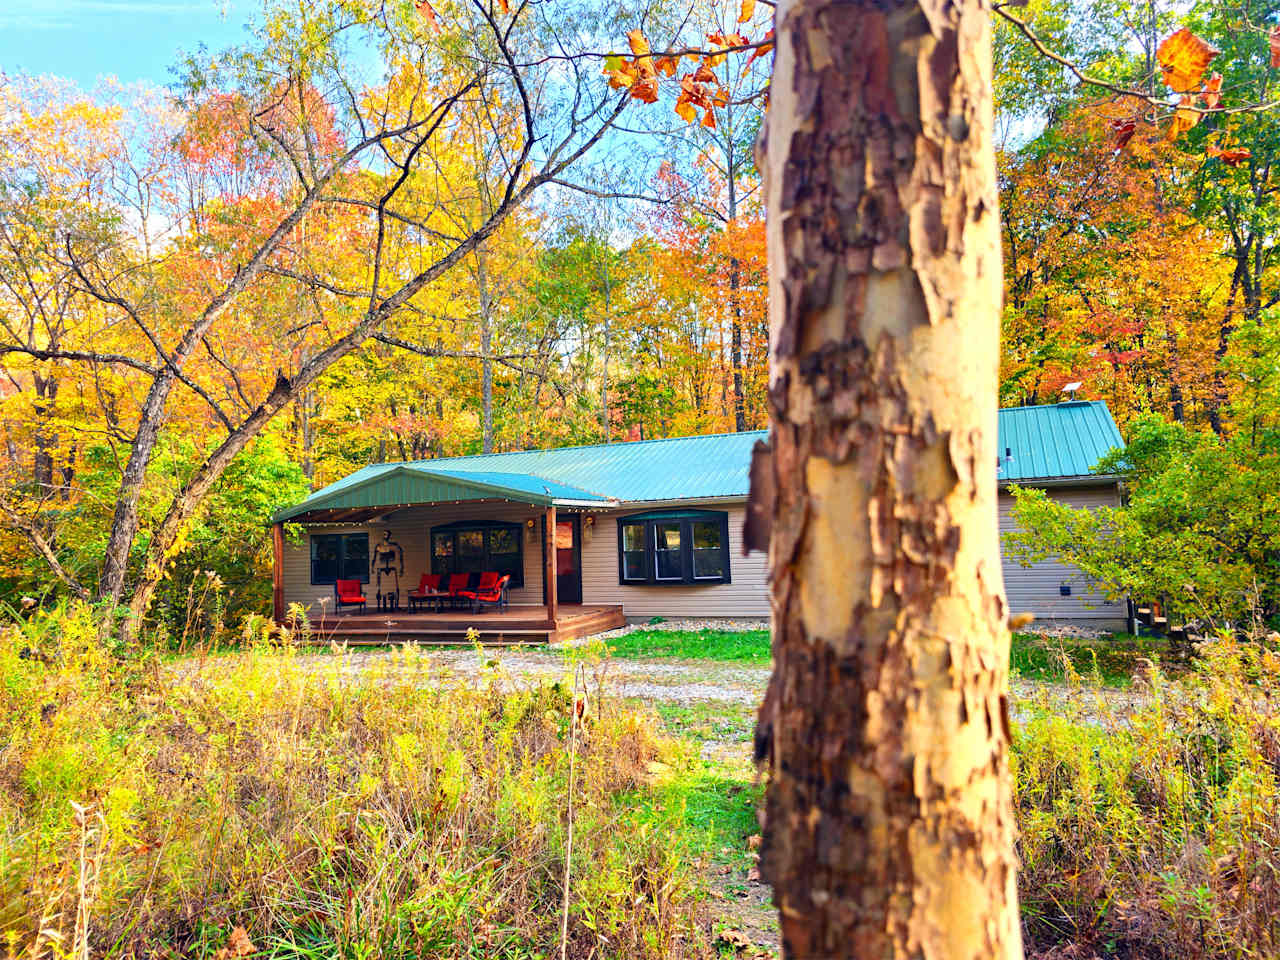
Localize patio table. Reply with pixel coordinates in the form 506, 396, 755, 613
408, 589, 451, 613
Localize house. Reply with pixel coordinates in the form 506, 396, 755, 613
271, 400, 1126, 641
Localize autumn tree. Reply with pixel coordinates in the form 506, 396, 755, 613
0, 0, 647, 635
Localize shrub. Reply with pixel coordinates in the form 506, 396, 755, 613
1015, 636, 1280, 958
0, 604, 711, 959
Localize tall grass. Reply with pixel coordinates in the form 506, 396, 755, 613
0, 604, 713, 959
1015, 638, 1280, 958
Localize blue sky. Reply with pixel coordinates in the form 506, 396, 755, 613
0, 0, 253, 89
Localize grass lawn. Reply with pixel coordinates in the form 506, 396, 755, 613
1010, 630, 1186, 685
599, 628, 771, 663
598, 626, 1184, 688
644, 700, 757, 743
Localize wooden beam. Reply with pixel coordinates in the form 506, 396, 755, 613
544, 504, 558, 625
271, 522, 285, 624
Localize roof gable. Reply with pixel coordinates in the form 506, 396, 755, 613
996, 401, 1124, 482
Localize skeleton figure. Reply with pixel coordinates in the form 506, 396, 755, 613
371, 529, 404, 606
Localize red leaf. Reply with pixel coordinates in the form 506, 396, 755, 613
740, 30, 774, 76
414, 0, 440, 30
1111, 117, 1137, 151
1271, 25, 1280, 69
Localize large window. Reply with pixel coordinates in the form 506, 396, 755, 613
311, 532, 369, 585
616, 510, 731, 585
430, 521, 524, 587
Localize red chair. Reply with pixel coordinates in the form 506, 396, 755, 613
445, 573, 472, 608
407, 573, 443, 612
333, 578, 366, 613
459, 572, 510, 613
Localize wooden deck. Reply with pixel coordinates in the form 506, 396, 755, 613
306, 603, 626, 645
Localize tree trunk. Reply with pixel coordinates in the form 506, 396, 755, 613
600, 246, 613, 442
477, 249, 495, 454
725, 128, 747, 433
32, 373, 57, 492
750, 0, 1021, 956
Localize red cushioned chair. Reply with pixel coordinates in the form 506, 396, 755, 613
334, 578, 366, 613
407, 573, 443, 612
459, 572, 510, 613
445, 573, 472, 609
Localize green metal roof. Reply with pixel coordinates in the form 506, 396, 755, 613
277, 402, 1123, 521
273, 464, 611, 521
997, 401, 1124, 483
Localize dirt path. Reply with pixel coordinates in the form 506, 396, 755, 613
264, 644, 1147, 719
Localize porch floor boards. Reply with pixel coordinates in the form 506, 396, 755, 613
307, 603, 625, 646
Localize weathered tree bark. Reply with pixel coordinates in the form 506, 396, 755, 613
750, 0, 1021, 956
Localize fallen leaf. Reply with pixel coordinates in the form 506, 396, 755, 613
746, 833, 762, 850
1157, 27, 1219, 93
746, 865, 761, 882
716, 928, 754, 950
214, 926, 256, 960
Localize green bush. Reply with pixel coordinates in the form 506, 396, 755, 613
1007, 317, 1280, 632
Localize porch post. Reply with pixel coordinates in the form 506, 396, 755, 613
544, 504, 558, 625
271, 521, 285, 625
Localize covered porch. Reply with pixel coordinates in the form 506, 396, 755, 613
271, 463, 624, 644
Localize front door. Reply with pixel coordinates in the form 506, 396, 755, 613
554, 515, 582, 604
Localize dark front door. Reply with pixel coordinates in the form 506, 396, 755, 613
554, 515, 582, 604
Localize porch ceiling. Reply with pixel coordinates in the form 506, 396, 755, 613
273, 463, 616, 523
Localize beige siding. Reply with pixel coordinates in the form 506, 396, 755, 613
998, 486, 1126, 627
579, 503, 770, 619
283, 487, 1123, 627
281, 500, 548, 615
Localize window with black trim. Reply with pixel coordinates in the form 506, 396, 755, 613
430, 521, 524, 587
617, 510, 731, 585
311, 532, 369, 584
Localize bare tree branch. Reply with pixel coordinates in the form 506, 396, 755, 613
0, 496, 90, 600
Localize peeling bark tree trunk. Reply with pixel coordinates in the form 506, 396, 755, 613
750, 0, 1021, 956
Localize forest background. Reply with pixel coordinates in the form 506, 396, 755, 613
1, 0, 1277, 634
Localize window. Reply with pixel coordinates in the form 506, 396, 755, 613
429, 521, 524, 587
654, 522, 683, 580
621, 523, 648, 580
617, 510, 731, 586
311, 532, 369, 585
691, 519, 726, 580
